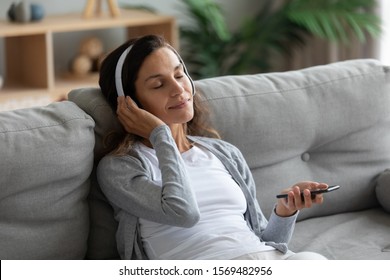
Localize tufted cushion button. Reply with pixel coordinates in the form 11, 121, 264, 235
301, 152, 310, 162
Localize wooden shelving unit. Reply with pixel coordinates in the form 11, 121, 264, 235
0, 9, 178, 103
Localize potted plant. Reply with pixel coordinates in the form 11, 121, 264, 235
180, 0, 381, 79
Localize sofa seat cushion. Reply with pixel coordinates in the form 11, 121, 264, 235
289, 208, 390, 259
0, 101, 95, 259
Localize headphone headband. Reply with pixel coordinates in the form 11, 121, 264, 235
115, 45, 132, 97
114, 43, 195, 97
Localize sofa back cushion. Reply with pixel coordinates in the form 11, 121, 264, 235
69, 59, 390, 259
0, 101, 94, 259
195, 59, 390, 220
68, 88, 121, 259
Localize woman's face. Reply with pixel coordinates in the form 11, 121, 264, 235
134, 47, 194, 126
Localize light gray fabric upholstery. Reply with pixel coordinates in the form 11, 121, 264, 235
68, 87, 124, 162
195, 59, 390, 221
290, 208, 390, 259
376, 169, 390, 213
0, 101, 94, 259
68, 59, 390, 260
2, 59, 389, 259
68, 88, 121, 260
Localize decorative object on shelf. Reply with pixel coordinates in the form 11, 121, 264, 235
79, 37, 105, 71
70, 37, 105, 76
70, 55, 93, 76
7, 1, 45, 23
83, 0, 120, 18
0, 9, 176, 96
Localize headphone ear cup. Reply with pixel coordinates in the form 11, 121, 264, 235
180, 59, 195, 96
188, 75, 196, 96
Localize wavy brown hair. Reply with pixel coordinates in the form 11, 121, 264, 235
99, 35, 220, 155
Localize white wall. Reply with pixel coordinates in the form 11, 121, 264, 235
379, 0, 390, 65
0, 0, 262, 77
0, 0, 261, 28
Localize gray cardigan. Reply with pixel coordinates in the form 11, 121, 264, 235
97, 125, 298, 259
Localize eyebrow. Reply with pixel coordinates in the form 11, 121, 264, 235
144, 63, 183, 83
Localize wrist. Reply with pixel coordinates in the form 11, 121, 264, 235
275, 203, 297, 217
149, 124, 170, 145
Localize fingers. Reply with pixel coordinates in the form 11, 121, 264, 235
287, 186, 309, 210
117, 96, 137, 113
286, 182, 328, 206
116, 96, 165, 138
116, 96, 138, 133
116, 96, 127, 118
302, 188, 313, 208
307, 182, 327, 205
275, 181, 329, 216
117, 96, 140, 122
124, 96, 138, 109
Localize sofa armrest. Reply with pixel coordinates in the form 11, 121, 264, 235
376, 169, 390, 212
0, 101, 95, 259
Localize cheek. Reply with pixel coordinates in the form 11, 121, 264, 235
183, 76, 193, 93
139, 98, 162, 114
135, 88, 154, 109
136, 92, 166, 115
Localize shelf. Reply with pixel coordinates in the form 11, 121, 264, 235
0, 9, 178, 102
0, 9, 177, 40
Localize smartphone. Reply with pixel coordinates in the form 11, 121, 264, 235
276, 185, 341, 200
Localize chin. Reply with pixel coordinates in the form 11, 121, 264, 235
169, 114, 194, 125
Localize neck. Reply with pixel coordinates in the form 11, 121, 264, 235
142, 123, 192, 153
170, 123, 192, 153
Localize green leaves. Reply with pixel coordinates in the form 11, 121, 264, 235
180, 0, 232, 79
287, 0, 381, 43
180, 0, 381, 78
181, 0, 231, 41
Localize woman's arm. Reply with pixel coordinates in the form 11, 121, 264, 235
224, 142, 327, 244
227, 145, 298, 244
97, 125, 200, 228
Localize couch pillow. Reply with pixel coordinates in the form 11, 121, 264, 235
68, 87, 124, 162
68, 88, 121, 259
376, 169, 390, 212
0, 101, 94, 259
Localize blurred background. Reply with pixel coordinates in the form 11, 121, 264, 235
0, 0, 389, 110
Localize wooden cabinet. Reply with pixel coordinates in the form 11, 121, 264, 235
0, 9, 177, 100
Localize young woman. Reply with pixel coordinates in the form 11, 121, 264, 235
97, 34, 328, 260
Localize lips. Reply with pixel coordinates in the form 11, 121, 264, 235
168, 98, 191, 110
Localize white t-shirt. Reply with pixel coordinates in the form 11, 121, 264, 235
138, 144, 274, 259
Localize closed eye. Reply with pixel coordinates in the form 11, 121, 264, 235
175, 69, 185, 79
153, 83, 163, 89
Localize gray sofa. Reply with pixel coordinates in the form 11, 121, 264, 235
1, 59, 389, 260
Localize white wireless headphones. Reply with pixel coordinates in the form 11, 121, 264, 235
114, 44, 195, 97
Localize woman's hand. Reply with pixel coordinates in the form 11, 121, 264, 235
117, 96, 165, 139
275, 181, 328, 217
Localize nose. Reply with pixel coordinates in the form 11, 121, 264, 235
170, 78, 185, 97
